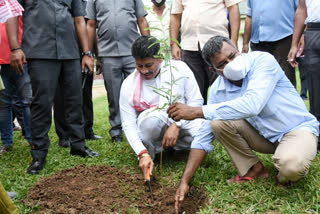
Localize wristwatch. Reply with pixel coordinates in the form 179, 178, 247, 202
82, 51, 93, 57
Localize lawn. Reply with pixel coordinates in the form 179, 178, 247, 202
0, 70, 319, 213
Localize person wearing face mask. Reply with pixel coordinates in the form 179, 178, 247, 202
145, 0, 170, 47
167, 36, 319, 214
119, 36, 204, 181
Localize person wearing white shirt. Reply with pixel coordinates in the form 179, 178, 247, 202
146, 0, 171, 47
120, 36, 203, 180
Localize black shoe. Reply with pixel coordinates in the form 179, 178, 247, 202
58, 138, 70, 148
0, 145, 12, 155
112, 135, 123, 143
70, 146, 99, 157
86, 134, 103, 140
27, 159, 45, 175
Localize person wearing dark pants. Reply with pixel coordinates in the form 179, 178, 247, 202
101, 56, 136, 141
304, 26, 320, 151
86, 0, 150, 143
181, 47, 217, 104
297, 56, 308, 100
288, 0, 320, 152
7, 0, 99, 175
53, 0, 102, 147
54, 66, 102, 148
242, 0, 298, 87
170, 0, 241, 104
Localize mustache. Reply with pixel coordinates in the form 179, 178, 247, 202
142, 72, 153, 76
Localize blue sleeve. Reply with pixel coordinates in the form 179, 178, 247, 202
190, 120, 215, 153
247, 0, 252, 16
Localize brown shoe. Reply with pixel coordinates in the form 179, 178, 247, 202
0, 145, 12, 155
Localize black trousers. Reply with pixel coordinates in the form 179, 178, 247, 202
181, 47, 217, 104
54, 71, 94, 139
297, 57, 308, 98
304, 24, 320, 126
251, 35, 296, 87
28, 59, 85, 160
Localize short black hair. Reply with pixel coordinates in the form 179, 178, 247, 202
131, 36, 160, 59
202, 35, 235, 65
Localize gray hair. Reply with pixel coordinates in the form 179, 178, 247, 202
202, 36, 235, 66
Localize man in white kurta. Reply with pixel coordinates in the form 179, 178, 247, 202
120, 36, 203, 179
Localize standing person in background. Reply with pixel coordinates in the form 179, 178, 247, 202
0, 15, 32, 155
86, 0, 150, 143
7, 0, 99, 175
288, 0, 320, 152
170, 0, 241, 104
146, 0, 171, 46
242, 0, 298, 87
53, 0, 102, 148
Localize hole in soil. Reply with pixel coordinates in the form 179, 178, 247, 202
23, 164, 207, 213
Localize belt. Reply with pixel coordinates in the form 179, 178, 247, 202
307, 22, 320, 29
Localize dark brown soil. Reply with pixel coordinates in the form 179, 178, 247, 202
23, 164, 207, 213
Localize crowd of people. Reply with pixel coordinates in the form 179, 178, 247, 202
0, 0, 319, 213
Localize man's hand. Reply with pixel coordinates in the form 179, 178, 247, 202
167, 103, 204, 121
96, 57, 102, 75
139, 155, 154, 182
82, 55, 94, 73
242, 44, 249, 53
175, 182, 189, 214
287, 46, 299, 68
10, 49, 26, 74
162, 123, 180, 149
171, 43, 181, 60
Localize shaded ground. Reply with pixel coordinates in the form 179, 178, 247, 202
23, 165, 207, 213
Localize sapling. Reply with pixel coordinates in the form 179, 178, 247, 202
144, 5, 186, 179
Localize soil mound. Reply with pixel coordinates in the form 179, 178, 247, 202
23, 164, 207, 213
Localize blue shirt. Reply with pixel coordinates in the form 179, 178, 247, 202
191, 52, 319, 153
247, 0, 299, 43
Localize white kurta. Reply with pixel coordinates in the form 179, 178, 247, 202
120, 60, 204, 155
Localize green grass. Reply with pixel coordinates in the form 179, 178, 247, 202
1, 71, 319, 213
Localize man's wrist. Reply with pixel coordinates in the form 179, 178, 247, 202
11, 47, 22, 52
82, 51, 93, 57
139, 153, 151, 160
193, 106, 204, 119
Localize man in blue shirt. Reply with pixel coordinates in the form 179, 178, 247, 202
242, 0, 298, 87
168, 36, 319, 214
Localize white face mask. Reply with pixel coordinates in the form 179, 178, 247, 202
223, 55, 247, 81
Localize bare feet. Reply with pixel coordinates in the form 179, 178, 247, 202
228, 161, 269, 184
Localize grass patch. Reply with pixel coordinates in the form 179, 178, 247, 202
1, 72, 319, 213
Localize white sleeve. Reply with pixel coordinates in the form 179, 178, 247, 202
183, 63, 204, 107
119, 79, 147, 156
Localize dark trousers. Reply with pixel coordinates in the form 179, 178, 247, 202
304, 25, 320, 131
101, 56, 135, 137
28, 59, 85, 160
181, 48, 217, 104
54, 71, 94, 139
251, 35, 296, 87
297, 57, 308, 98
